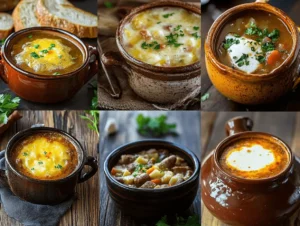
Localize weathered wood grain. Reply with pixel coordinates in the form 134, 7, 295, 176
201, 112, 299, 226
99, 111, 201, 226
0, 111, 99, 226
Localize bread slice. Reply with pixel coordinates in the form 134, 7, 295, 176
36, 0, 97, 38
0, 13, 14, 40
12, 0, 41, 32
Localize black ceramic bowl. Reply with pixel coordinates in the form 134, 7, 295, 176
104, 140, 200, 218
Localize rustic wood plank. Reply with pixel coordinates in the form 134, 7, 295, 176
0, 111, 99, 226
100, 111, 201, 226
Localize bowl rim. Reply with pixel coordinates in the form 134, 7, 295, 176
2, 27, 90, 80
205, 2, 300, 81
5, 126, 86, 184
116, 0, 201, 74
104, 139, 200, 193
214, 131, 294, 184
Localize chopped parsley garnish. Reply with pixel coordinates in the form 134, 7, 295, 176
268, 29, 280, 42
251, 47, 255, 52
262, 42, 275, 52
48, 43, 55, 50
31, 168, 35, 171
28, 35, 33, 39
40, 49, 49, 54
157, 21, 161, 24
55, 164, 62, 169
38, 161, 43, 165
104, 1, 113, 8
193, 26, 199, 30
174, 25, 182, 31
191, 32, 200, 39
223, 38, 240, 50
34, 44, 40, 49
53, 72, 61, 76
0, 39, 5, 45
256, 55, 266, 63
245, 21, 280, 43
163, 13, 174, 18
201, 93, 210, 102
23, 152, 28, 156
235, 54, 249, 67
141, 41, 160, 50
44, 151, 47, 155
166, 33, 183, 47
58, 55, 62, 59
30, 52, 40, 59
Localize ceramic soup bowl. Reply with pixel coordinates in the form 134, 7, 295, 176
101, 0, 201, 104
0, 27, 99, 104
201, 117, 300, 226
205, 1, 300, 105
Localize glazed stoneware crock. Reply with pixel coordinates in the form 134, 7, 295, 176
104, 140, 200, 218
205, 1, 300, 105
0, 127, 98, 205
0, 27, 99, 104
201, 117, 300, 226
101, 0, 201, 104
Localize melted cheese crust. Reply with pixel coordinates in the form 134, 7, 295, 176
15, 38, 75, 74
122, 7, 200, 67
14, 134, 78, 180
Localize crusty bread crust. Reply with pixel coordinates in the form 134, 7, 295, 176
0, 13, 14, 40
36, 0, 97, 38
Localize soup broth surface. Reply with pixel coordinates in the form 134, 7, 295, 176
12, 132, 78, 180
11, 33, 84, 76
217, 10, 293, 74
122, 7, 200, 67
220, 138, 289, 179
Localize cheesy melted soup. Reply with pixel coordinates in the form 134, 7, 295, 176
12, 133, 78, 180
217, 10, 292, 74
11, 33, 83, 76
122, 7, 200, 67
220, 138, 289, 179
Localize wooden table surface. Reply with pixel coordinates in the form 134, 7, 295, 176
0, 111, 99, 226
201, 0, 300, 111
0, 0, 97, 110
201, 111, 300, 225
99, 111, 201, 226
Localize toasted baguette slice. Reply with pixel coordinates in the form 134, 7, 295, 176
0, 13, 14, 40
36, 0, 97, 38
12, 0, 41, 31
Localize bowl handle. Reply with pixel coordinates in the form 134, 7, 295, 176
101, 51, 132, 76
225, 117, 254, 136
78, 156, 98, 183
84, 45, 99, 84
293, 27, 300, 90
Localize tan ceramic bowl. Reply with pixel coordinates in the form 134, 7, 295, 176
102, 0, 201, 104
205, 1, 300, 105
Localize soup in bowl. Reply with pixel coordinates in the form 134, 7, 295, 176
205, 2, 300, 105
1, 127, 98, 204
0, 27, 98, 103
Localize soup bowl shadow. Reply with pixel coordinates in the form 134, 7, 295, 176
0, 127, 98, 205
0, 27, 99, 104
104, 140, 200, 218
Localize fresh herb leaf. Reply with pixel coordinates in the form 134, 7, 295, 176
28, 35, 33, 39
53, 72, 60, 76
193, 26, 199, 30
38, 161, 43, 165
201, 93, 210, 102
251, 47, 255, 52
256, 55, 266, 63
223, 38, 240, 50
156, 216, 169, 226
163, 13, 174, 18
136, 114, 177, 137
104, 1, 113, 8
191, 32, 200, 39
55, 164, 62, 169
157, 21, 162, 24
262, 42, 275, 52
30, 52, 40, 59
44, 151, 47, 155
155, 214, 200, 226
23, 152, 28, 156
31, 168, 35, 171
141, 41, 161, 50
174, 25, 182, 32
166, 33, 183, 47
235, 54, 249, 67
268, 29, 280, 42
0, 94, 20, 125
0, 39, 5, 45
34, 44, 40, 49
80, 111, 99, 136
48, 43, 55, 50
40, 49, 49, 54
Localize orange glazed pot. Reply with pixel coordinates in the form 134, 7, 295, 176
205, 1, 300, 105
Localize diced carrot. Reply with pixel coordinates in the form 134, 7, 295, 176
151, 179, 161, 184
267, 50, 281, 65
111, 168, 117, 175
146, 166, 155, 174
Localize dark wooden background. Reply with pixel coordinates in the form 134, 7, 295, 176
0, 0, 97, 110
201, 111, 300, 225
99, 111, 201, 226
0, 111, 99, 226
201, 0, 300, 111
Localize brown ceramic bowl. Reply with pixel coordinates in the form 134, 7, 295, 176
205, 1, 300, 105
104, 140, 200, 218
0, 127, 98, 205
0, 27, 99, 104
101, 0, 201, 104
201, 117, 300, 226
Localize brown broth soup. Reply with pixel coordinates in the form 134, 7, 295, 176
11, 33, 84, 76
11, 132, 78, 180
217, 10, 293, 74
220, 138, 289, 179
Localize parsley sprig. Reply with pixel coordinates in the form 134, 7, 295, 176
235, 54, 250, 67
80, 111, 99, 136
141, 41, 161, 50
223, 38, 240, 50
0, 94, 20, 125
